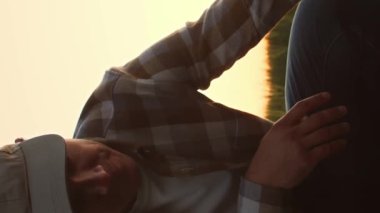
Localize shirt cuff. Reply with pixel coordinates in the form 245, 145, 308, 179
246, 0, 300, 36
239, 177, 292, 206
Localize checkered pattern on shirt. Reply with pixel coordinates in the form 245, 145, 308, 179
73, 0, 299, 210
74, 0, 297, 176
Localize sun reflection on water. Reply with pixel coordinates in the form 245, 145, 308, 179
202, 36, 271, 118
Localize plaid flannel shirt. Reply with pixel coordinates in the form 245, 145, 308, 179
74, 0, 298, 211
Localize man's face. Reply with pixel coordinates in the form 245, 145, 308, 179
65, 139, 140, 213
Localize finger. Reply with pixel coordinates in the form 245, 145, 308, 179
308, 139, 347, 165
302, 122, 350, 149
297, 105, 348, 135
280, 92, 331, 125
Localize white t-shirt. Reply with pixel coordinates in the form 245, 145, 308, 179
129, 166, 244, 213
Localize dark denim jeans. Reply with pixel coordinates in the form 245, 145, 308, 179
285, 0, 380, 212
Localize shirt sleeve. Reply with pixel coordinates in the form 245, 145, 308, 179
115, 0, 299, 90
238, 178, 293, 213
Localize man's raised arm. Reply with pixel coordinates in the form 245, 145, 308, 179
117, 0, 299, 89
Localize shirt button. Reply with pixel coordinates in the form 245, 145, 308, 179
138, 147, 153, 156
179, 167, 195, 174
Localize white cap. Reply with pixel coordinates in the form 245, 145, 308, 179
0, 134, 72, 213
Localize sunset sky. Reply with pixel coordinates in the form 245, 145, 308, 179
0, 0, 270, 146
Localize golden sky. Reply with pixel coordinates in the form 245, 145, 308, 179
0, 0, 270, 146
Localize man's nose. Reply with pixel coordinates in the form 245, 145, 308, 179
70, 165, 111, 195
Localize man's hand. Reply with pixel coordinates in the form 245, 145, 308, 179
245, 92, 349, 189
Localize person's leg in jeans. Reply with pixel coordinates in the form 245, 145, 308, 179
285, 0, 380, 212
